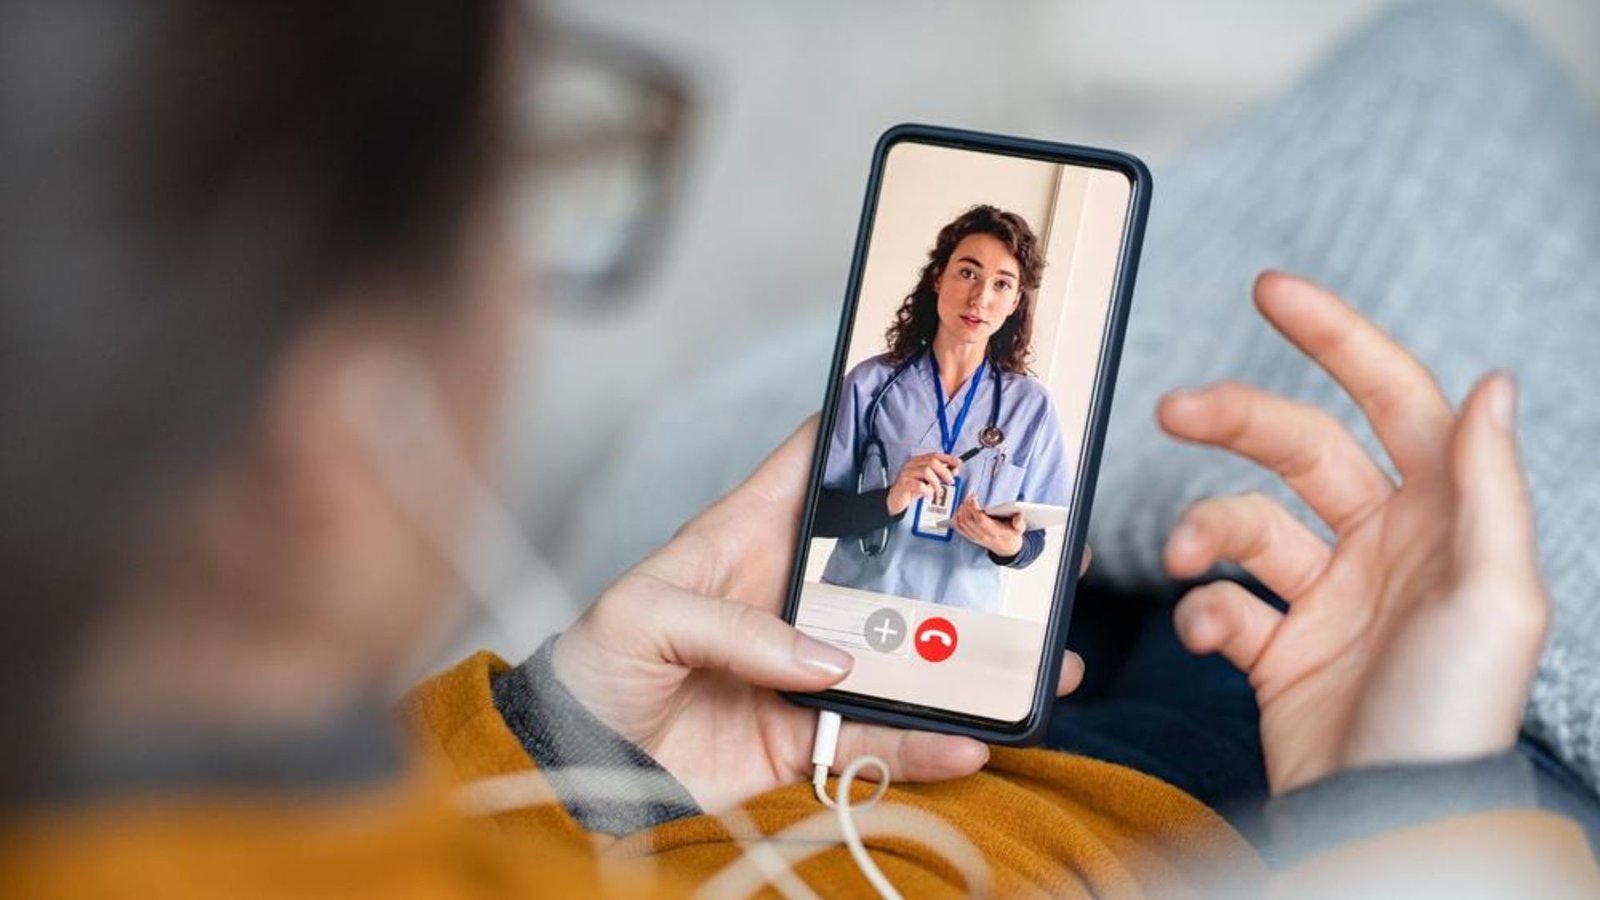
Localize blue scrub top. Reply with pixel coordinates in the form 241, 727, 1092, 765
820, 352, 1072, 613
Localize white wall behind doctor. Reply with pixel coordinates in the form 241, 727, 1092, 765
1009, 167, 1130, 617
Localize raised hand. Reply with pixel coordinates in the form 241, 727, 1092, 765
1157, 272, 1549, 795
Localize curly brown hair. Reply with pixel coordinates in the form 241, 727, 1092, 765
884, 204, 1045, 375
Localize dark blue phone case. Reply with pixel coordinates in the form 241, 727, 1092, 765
781, 123, 1153, 746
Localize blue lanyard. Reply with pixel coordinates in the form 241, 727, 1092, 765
928, 352, 986, 455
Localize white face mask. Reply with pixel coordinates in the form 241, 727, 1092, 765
336, 348, 579, 695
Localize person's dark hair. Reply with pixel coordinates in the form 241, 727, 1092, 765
0, 1, 511, 804
884, 204, 1045, 375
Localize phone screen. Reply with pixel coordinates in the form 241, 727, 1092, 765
788, 130, 1143, 729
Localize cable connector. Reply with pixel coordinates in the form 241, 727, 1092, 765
811, 710, 843, 807
808, 709, 901, 899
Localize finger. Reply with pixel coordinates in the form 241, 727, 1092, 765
1080, 543, 1093, 577
968, 520, 998, 548
1165, 493, 1332, 602
1006, 514, 1025, 534
643, 417, 817, 597
953, 498, 972, 523
909, 452, 959, 476
1158, 380, 1394, 533
639, 584, 855, 690
905, 471, 934, 499
1253, 271, 1454, 478
832, 723, 990, 782
720, 415, 818, 509
1173, 581, 1282, 674
965, 509, 996, 540
1056, 650, 1085, 696
1448, 373, 1547, 626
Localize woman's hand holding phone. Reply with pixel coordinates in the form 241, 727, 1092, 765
552, 419, 1087, 812
1157, 272, 1550, 795
886, 450, 961, 516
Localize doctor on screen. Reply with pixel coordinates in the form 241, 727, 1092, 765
814, 204, 1072, 613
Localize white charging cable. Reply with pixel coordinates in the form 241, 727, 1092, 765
810, 710, 844, 805
810, 710, 902, 900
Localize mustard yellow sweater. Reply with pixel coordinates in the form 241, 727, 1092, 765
3, 651, 1595, 897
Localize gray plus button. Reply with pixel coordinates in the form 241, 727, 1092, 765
862, 607, 907, 653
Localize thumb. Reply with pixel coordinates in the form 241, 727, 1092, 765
644, 417, 816, 594
645, 580, 856, 690
1448, 372, 1542, 595
724, 415, 819, 509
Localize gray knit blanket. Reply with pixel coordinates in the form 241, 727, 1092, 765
571, 0, 1600, 790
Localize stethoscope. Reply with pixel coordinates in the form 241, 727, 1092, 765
856, 346, 1006, 556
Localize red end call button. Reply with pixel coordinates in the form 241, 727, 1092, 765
913, 616, 958, 663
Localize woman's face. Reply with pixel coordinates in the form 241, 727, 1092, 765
350, 203, 525, 674
933, 233, 1022, 351
55, 5, 531, 736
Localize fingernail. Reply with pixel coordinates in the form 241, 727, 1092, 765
1169, 521, 1199, 552
1174, 602, 1212, 647
795, 637, 854, 679
1172, 386, 1214, 409
1489, 372, 1518, 431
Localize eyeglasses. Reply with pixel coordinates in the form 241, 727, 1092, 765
511, 17, 693, 312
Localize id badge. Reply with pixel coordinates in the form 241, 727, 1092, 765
911, 475, 962, 542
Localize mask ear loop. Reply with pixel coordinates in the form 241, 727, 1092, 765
336, 349, 579, 680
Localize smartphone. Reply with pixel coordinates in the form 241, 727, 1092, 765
781, 124, 1151, 743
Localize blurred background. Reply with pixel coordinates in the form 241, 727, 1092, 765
478, 0, 1600, 656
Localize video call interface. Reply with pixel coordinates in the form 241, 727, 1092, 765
795, 140, 1134, 723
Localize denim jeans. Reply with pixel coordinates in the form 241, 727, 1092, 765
1045, 579, 1600, 853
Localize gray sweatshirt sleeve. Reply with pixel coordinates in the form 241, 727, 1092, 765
1264, 751, 1539, 865
491, 635, 702, 835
